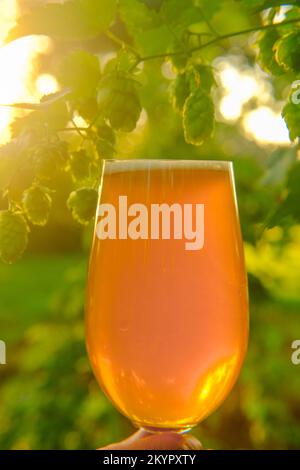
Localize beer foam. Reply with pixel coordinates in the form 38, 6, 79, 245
103, 159, 232, 174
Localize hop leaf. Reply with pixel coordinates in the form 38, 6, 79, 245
282, 100, 300, 142
140, 0, 164, 12
256, 29, 284, 76
22, 185, 52, 226
183, 88, 215, 145
7, 0, 117, 42
104, 49, 139, 75
97, 75, 142, 132
267, 161, 300, 228
275, 31, 300, 73
69, 150, 91, 182
0, 210, 29, 264
67, 188, 98, 225
59, 50, 101, 100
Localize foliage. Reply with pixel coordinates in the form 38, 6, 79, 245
7, 0, 117, 42
0, 1, 300, 258
0, 257, 129, 449
1, 253, 300, 449
0, 211, 29, 263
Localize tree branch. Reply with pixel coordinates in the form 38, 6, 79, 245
130, 16, 300, 70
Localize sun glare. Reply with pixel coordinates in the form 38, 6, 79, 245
243, 107, 290, 146
216, 57, 291, 147
0, 1, 53, 144
36, 73, 59, 96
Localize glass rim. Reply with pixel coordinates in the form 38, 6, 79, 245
102, 159, 233, 172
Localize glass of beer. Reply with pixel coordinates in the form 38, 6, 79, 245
86, 160, 249, 433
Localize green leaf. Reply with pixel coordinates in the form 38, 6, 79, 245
104, 50, 139, 75
162, 0, 204, 36
256, 29, 284, 76
261, 147, 297, 187
237, 0, 264, 7
11, 101, 70, 138
266, 161, 300, 228
274, 31, 300, 73
0, 211, 29, 264
133, 25, 174, 55
120, 0, 203, 55
0, 88, 71, 111
59, 51, 101, 100
6, 0, 117, 43
67, 187, 98, 225
140, 0, 164, 11
183, 88, 214, 145
282, 88, 300, 141
22, 185, 52, 227
196, 0, 224, 19
120, 0, 162, 32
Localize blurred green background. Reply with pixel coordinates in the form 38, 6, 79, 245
1, 0, 300, 450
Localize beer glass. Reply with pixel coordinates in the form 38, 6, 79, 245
86, 160, 249, 433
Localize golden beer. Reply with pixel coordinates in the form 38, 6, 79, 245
86, 160, 248, 431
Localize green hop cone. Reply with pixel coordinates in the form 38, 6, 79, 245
256, 29, 284, 76
170, 72, 191, 112
96, 122, 116, 158
34, 140, 69, 181
170, 65, 215, 113
0, 210, 29, 264
98, 75, 142, 132
192, 65, 216, 93
275, 31, 300, 73
22, 185, 52, 226
183, 88, 215, 146
169, 39, 189, 72
170, 53, 189, 72
97, 122, 116, 145
69, 150, 91, 182
96, 139, 115, 158
67, 188, 98, 225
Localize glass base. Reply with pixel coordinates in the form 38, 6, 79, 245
137, 425, 192, 435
